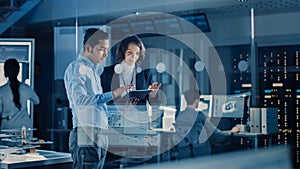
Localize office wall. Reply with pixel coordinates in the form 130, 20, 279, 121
25, 0, 236, 23
22, 5, 300, 167
207, 11, 300, 46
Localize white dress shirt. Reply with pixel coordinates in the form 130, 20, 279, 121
64, 54, 113, 129
119, 61, 136, 97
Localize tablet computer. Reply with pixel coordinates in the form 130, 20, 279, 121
128, 89, 153, 100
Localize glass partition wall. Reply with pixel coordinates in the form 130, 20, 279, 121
17, 0, 299, 168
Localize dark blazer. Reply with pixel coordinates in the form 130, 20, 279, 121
100, 64, 160, 105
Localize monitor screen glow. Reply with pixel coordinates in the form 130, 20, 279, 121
212, 95, 245, 118
197, 95, 213, 117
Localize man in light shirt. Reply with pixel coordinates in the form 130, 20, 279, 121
64, 28, 133, 169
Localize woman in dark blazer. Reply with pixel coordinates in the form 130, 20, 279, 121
101, 35, 161, 106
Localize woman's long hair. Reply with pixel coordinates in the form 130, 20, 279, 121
4, 58, 21, 110
116, 35, 146, 64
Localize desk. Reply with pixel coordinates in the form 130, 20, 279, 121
106, 128, 176, 168
126, 146, 292, 169
233, 132, 275, 150
0, 147, 72, 169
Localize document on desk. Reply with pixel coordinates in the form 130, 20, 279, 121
2, 153, 46, 163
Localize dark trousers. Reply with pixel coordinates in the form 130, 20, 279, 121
69, 127, 107, 169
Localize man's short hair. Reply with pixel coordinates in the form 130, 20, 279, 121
183, 89, 201, 105
83, 28, 109, 47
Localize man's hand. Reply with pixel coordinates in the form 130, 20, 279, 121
113, 84, 134, 98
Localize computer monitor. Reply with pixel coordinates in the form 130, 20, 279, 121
122, 105, 149, 134
197, 95, 213, 117
180, 13, 211, 33
107, 105, 149, 134
212, 94, 246, 118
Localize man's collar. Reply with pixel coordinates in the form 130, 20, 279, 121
78, 54, 96, 68
78, 54, 104, 74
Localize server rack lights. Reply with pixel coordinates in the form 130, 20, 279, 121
259, 45, 300, 168
215, 44, 299, 168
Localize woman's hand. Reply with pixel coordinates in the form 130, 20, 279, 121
129, 98, 139, 105
231, 126, 240, 133
148, 82, 162, 97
